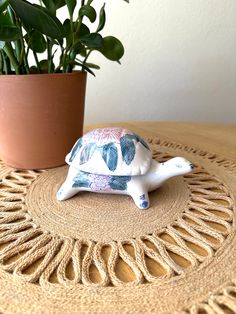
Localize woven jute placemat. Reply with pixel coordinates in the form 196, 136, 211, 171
0, 136, 236, 314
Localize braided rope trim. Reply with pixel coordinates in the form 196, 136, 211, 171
178, 280, 236, 314
0, 140, 235, 288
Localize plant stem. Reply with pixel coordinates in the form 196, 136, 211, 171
62, 49, 67, 72
7, 7, 22, 64
0, 51, 3, 74
17, 20, 26, 69
2, 51, 11, 74
82, 49, 92, 71
3, 43, 20, 74
24, 49, 30, 74
55, 46, 64, 72
47, 38, 53, 73
64, 0, 93, 73
33, 51, 41, 73
3, 57, 9, 74
65, 49, 75, 73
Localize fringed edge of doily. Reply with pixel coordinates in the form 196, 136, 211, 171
0, 142, 235, 288
178, 280, 236, 314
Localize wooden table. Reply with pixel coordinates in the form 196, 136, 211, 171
86, 121, 236, 162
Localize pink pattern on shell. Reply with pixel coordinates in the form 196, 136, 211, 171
83, 128, 132, 145
89, 174, 112, 192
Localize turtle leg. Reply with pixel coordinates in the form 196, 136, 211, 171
56, 180, 81, 201
129, 189, 150, 210
57, 167, 83, 201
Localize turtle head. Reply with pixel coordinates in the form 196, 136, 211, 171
163, 157, 194, 176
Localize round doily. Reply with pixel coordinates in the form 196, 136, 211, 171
0, 137, 236, 314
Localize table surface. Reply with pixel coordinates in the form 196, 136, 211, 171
85, 121, 236, 161
83, 121, 236, 282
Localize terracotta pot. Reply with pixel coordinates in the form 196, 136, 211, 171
0, 71, 87, 169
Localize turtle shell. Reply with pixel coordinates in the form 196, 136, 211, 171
65, 127, 152, 176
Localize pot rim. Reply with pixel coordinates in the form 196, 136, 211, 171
0, 70, 87, 79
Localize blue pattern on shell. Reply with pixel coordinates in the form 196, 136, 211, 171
79, 143, 96, 165
120, 133, 150, 166
109, 176, 131, 190
125, 133, 150, 151
120, 136, 136, 165
69, 129, 150, 174
69, 137, 83, 162
72, 171, 90, 188
102, 143, 118, 171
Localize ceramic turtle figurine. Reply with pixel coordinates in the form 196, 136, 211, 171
57, 127, 194, 209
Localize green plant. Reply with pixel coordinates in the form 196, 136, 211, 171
0, 0, 128, 75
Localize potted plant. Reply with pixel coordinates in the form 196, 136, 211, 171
0, 0, 127, 169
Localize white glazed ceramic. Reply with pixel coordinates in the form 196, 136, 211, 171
57, 127, 194, 209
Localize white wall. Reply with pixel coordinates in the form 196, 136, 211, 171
82, 0, 236, 124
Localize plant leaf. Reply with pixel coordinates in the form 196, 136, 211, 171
25, 30, 47, 53
102, 143, 118, 171
78, 23, 90, 37
64, 21, 89, 51
0, 25, 20, 41
0, 0, 8, 14
84, 62, 100, 69
39, 59, 55, 72
63, 18, 72, 47
43, 0, 66, 12
55, 0, 66, 10
9, 0, 65, 39
0, 11, 13, 25
80, 33, 103, 49
72, 40, 86, 55
120, 136, 135, 165
96, 3, 106, 33
65, 59, 96, 76
98, 36, 124, 61
29, 65, 40, 74
66, 0, 76, 18
41, 0, 56, 15
77, 40, 86, 53
109, 176, 131, 190
79, 143, 96, 164
80, 65, 95, 76
0, 40, 5, 48
63, 20, 86, 54
79, 5, 96, 23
